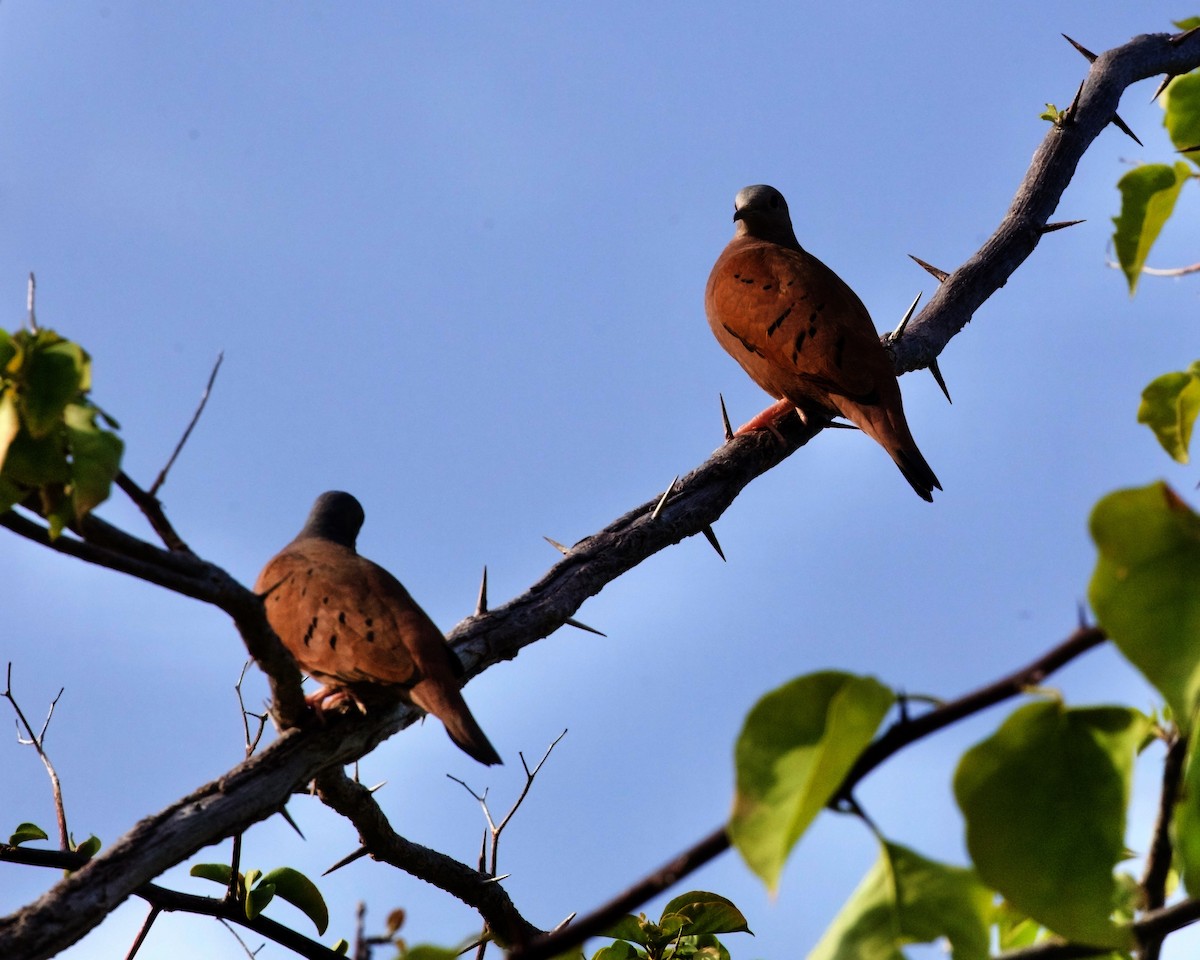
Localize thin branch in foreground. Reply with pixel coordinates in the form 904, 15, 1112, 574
0, 845, 345, 960
3, 664, 69, 850
508, 624, 1109, 960
122, 905, 159, 960
149, 351, 224, 497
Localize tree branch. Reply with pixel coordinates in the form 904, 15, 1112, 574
2, 26, 1198, 960
888, 27, 1200, 374
0, 846, 344, 960
313, 769, 542, 948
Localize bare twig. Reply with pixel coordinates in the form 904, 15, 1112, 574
114, 472, 191, 554
1105, 257, 1200, 278
26, 272, 37, 332
3, 664, 69, 850
149, 352, 223, 497
122, 905, 159, 960
314, 768, 542, 949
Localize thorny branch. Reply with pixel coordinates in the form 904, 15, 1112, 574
1, 25, 1199, 960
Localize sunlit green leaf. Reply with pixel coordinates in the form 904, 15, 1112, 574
602, 916, 650, 945
190, 862, 236, 885
73, 835, 101, 859
591, 942, 641, 960
1164, 72, 1200, 166
1138, 363, 1200, 463
1111, 162, 1192, 294
660, 891, 751, 937
0, 390, 19, 474
8, 822, 48, 845
807, 841, 990, 960
731, 671, 894, 891
332, 939, 350, 956
954, 700, 1145, 948
259, 866, 330, 935
245, 880, 276, 920
0, 329, 16, 372
1090, 483, 1200, 729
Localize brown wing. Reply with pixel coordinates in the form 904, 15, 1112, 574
705, 236, 941, 501
254, 539, 428, 689
705, 236, 898, 412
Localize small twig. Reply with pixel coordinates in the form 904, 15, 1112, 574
1138, 730, 1189, 960
3, 663, 69, 850
114, 472, 191, 554
216, 917, 263, 959
235, 661, 269, 758
149, 351, 223, 497
1105, 257, 1200, 278
123, 906, 160, 960
26, 272, 38, 332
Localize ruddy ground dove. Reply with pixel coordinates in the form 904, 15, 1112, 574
705, 184, 941, 501
254, 491, 502, 765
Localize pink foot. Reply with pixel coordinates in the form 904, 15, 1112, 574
734, 398, 797, 437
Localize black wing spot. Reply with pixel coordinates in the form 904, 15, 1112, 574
338, 611, 346, 624
834, 334, 846, 369
791, 330, 807, 363
739, 276, 755, 285
365, 617, 374, 627
365, 630, 375, 643
767, 306, 792, 336
329, 633, 338, 649
722, 322, 763, 356
761, 283, 773, 291
303, 617, 318, 646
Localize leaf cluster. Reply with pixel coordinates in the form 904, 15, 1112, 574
0, 328, 122, 537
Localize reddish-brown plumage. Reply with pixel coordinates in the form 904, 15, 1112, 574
254, 491, 501, 765
705, 184, 940, 501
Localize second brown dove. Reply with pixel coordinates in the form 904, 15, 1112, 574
254, 491, 502, 765
706, 184, 941, 502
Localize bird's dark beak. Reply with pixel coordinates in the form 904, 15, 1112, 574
732, 207, 746, 223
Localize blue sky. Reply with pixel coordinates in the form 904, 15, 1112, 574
1, 3, 1198, 958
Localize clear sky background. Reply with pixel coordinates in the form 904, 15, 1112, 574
1, 3, 1198, 958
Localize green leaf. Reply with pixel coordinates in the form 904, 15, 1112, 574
1171, 737, 1200, 895
807, 841, 991, 960
258, 866, 330, 935
73, 835, 101, 859
21, 337, 86, 438
674, 935, 730, 960
1089, 483, 1200, 729
602, 916, 651, 946
1111, 162, 1192, 294
659, 891, 751, 937
730, 671, 894, 891
63, 402, 123, 517
993, 902, 1041, 952
0, 390, 19, 474
1040, 103, 1066, 123
1164, 72, 1200, 166
245, 881, 276, 920
405, 947, 469, 960
1138, 364, 1200, 463
190, 862, 236, 885
8, 822, 49, 845
2, 430, 68, 486
332, 940, 350, 956
591, 943, 641, 960
0, 329, 16, 372
953, 700, 1145, 948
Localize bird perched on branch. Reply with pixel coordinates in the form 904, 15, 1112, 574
705, 184, 941, 502
254, 491, 502, 765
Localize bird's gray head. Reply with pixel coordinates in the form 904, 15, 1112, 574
731, 184, 799, 246
298, 490, 365, 548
